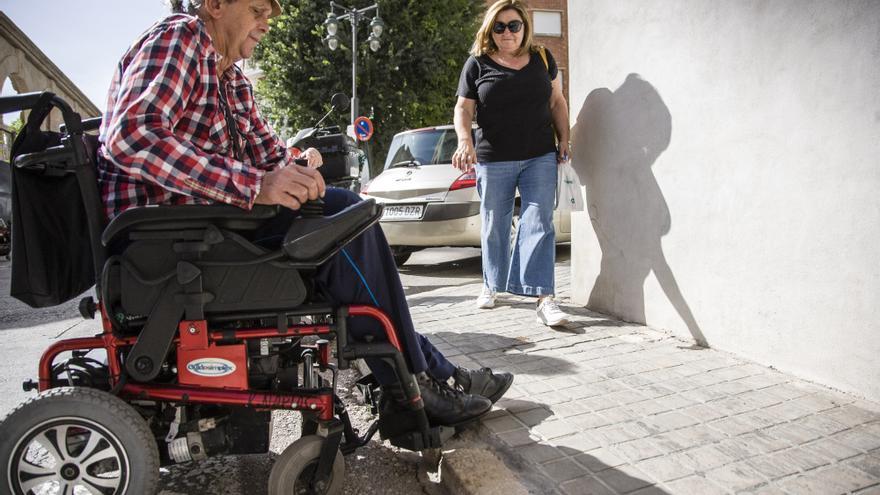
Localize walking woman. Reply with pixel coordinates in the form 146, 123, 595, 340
452, 0, 571, 326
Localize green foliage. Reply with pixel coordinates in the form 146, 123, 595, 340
253, 0, 483, 173
1, 117, 23, 162
168, 0, 184, 13
7, 117, 24, 135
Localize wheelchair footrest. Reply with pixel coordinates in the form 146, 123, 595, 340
377, 400, 453, 451
358, 372, 454, 451
387, 425, 454, 451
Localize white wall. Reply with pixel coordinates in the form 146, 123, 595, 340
568, 0, 880, 400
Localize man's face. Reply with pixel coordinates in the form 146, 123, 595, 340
214, 0, 273, 62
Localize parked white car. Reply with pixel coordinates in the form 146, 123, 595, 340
361, 125, 571, 266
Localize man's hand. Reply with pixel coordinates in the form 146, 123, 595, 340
289, 147, 323, 169
254, 164, 326, 210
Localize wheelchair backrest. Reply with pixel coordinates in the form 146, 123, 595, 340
2, 92, 107, 308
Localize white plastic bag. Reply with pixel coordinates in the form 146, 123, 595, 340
556, 162, 584, 211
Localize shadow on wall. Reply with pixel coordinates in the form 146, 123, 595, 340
570, 74, 707, 347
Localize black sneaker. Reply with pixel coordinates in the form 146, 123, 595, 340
417, 372, 491, 426
453, 366, 514, 404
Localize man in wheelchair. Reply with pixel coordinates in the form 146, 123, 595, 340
98, 0, 512, 426
0, 2, 516, 492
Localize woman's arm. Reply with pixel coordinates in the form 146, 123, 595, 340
549, 76, 571, 163
452, 96, 478, 171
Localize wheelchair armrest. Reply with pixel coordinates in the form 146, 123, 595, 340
102, 204, 280, 246
283, 199, 383, 264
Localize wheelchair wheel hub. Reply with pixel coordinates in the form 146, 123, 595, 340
59, 463, 80, 480
11, 418, 128, 493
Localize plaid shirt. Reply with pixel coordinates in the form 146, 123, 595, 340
97, 14, 289, 220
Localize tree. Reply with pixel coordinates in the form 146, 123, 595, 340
167, 0, 199, 14
7, 117, 24, 136
253, 0, 483, 175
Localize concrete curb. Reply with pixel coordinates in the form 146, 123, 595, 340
441, 444, 529, 495
350, 359, 529, 494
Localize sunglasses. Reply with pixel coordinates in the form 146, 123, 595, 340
492, 20, 523, 34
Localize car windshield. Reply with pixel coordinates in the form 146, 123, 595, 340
383, 129, 459, 170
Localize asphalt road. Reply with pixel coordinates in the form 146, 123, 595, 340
0, 247, 486, 494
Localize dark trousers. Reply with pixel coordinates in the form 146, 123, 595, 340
250, 187, 455, 385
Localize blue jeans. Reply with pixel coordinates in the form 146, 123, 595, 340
249, 188, 456, 385
476, 152, 557, 296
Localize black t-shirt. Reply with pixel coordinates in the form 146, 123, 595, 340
456, 48, 558, 163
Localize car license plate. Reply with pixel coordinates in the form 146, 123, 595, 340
381, 204, 424, 221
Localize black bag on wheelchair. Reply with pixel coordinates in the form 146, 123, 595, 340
9, 93, 96, 307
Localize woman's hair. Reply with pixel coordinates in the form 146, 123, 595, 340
470, 0, 534, 57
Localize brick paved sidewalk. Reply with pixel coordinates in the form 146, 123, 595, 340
409, 261, 880, 495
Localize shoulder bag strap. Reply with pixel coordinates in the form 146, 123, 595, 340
538, 46, 549, 73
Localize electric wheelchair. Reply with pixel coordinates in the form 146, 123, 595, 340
0, 92, 452, 495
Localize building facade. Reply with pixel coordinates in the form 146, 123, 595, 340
0, 12, 99, 133
523, 0, 568, 104
567, 0, 880, 401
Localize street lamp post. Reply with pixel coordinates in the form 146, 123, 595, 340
323, 2, 385, 128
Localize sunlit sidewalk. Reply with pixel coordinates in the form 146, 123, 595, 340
409, 261, 880, 495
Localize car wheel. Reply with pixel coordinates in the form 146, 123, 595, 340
393, 251, 412, 267
391, 247, 413, 267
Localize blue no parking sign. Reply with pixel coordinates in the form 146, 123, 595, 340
353, 116, 374, 142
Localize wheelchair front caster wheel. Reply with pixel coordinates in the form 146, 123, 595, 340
0, 387, 160, 495
268, 435, 344, 495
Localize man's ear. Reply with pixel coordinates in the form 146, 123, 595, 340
201, 0, 226, 19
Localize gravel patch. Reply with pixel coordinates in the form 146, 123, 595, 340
158, 367, 437, 494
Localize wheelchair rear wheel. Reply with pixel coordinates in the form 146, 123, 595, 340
268, 435, 344, 495
0, 387, 159, 495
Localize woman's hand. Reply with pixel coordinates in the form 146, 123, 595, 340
290, 147, 323, 168
452, 140, 477, 171
557, 141, 571, 164
452, 97, 478, 171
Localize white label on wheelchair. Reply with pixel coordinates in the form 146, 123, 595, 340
186, 358, 237, 377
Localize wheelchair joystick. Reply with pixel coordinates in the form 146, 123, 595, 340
300, 199, 326, 218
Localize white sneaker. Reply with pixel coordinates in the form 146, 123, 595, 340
536, 296, 569, 326
476, 287, 497, 309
